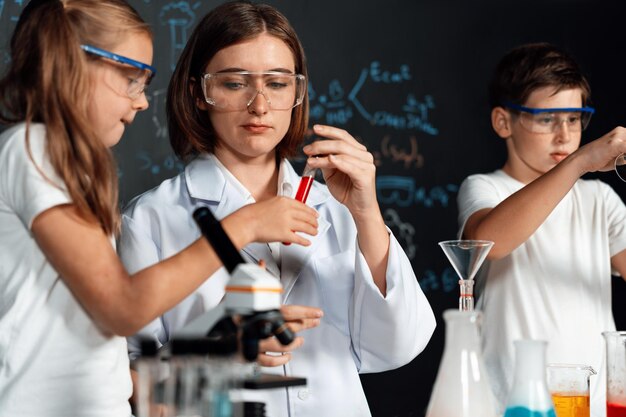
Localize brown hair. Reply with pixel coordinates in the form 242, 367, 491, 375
167, 1, 309, 162
488, 42, 591, 109
0, 0, 151, 235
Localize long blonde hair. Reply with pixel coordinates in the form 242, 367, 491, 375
0, 0, 152, 235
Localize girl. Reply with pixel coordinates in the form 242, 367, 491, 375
119, 2, 436, 416
0, 1, 317, 415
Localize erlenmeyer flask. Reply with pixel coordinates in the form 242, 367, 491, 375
504, 340, 556, 417
426, 310, 498, 417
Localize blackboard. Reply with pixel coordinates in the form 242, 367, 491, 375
2, 1, 626, 416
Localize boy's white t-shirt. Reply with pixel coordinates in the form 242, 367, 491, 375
0, 123, 131, 416
458, 169, 626, 417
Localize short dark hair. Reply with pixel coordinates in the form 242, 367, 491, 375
488, 42, 591, 109
167, 1, 309, 162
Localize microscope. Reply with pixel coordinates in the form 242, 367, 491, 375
175, 206, 296, 362
144, 206, 307, 416
137, 207, 306, 417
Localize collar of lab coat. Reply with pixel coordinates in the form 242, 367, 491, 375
184, 153, 332, 300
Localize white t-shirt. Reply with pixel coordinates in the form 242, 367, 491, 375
458, 170, 626, 417
0, 123, 132, 417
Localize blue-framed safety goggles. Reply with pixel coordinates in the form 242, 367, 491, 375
503, 101, 595, 133
80, 44, 156, 98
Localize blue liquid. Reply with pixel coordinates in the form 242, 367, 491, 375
504, 407, 557, 417
213, 391, 232, 417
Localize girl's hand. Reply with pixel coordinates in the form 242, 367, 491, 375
223, 196, 319, 247
303, 124, 379, 219
257, 305, 323, 367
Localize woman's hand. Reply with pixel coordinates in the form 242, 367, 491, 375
302, 124, 391, 292
303, 124, 379, 220
256, 305, 323, 367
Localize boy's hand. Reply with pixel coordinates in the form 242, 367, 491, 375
223, 197, 319, 247
574, 126, 626, 174
256, 305, 323, 367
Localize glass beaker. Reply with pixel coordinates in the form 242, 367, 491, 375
614, 154, 626, 182
426, 309, 498, 417
546, 363, 595, 417
603, 331, 626, 417
504, 340, 556, 417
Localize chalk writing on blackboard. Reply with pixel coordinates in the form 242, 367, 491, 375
377, 176, 458, 208
419, 267, 458, 293
137, 150, 184, 175
383, 208, 416, 259
309, 61, 438, 135
159, 1, 199, 71
148, 88, 169, 139
373, 135, 424, 169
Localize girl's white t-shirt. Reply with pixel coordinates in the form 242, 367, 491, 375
0, 123, 131, 416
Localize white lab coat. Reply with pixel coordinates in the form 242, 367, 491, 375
119, 154, 435, 417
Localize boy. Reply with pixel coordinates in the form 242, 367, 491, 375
458, 42, 626, 416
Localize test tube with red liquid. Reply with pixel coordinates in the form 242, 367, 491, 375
283, 164, 317, 245
294, 164, 316, 205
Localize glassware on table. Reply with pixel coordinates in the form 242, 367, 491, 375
615, 154, 626, 182
603, 331, 626, 417
546, 363, 595, 417
164, 337, 212, 417
425, 309, 498, 417
438, 240, 494, 311
134, 337, 171, 417
504, 340, 557, 417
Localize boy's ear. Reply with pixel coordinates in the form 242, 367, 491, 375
190, 77, 209, 110
491, 107, 512, 138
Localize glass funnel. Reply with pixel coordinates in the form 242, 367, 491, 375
438, 240, 494, 311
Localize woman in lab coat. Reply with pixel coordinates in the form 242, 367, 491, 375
118, 2, 436, 416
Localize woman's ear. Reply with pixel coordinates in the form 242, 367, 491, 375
190, 77, 209, 110
491, 107, 512, 139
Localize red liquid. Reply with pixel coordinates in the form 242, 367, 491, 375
283, 176, 314, 245
608, 402, 626, 417
295, 175, 314, 204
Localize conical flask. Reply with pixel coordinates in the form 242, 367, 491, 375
504, 340, 556, 417
426, 309, 498, 417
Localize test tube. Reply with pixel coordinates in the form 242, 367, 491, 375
294, 164, 317, 205
283, 164, 317, 246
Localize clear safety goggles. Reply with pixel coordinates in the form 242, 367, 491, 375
201, 71, 306, 111
81, 44, 156, 100
504, 102, 595, 134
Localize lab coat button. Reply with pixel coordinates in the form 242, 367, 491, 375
297, 389, 310, 400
